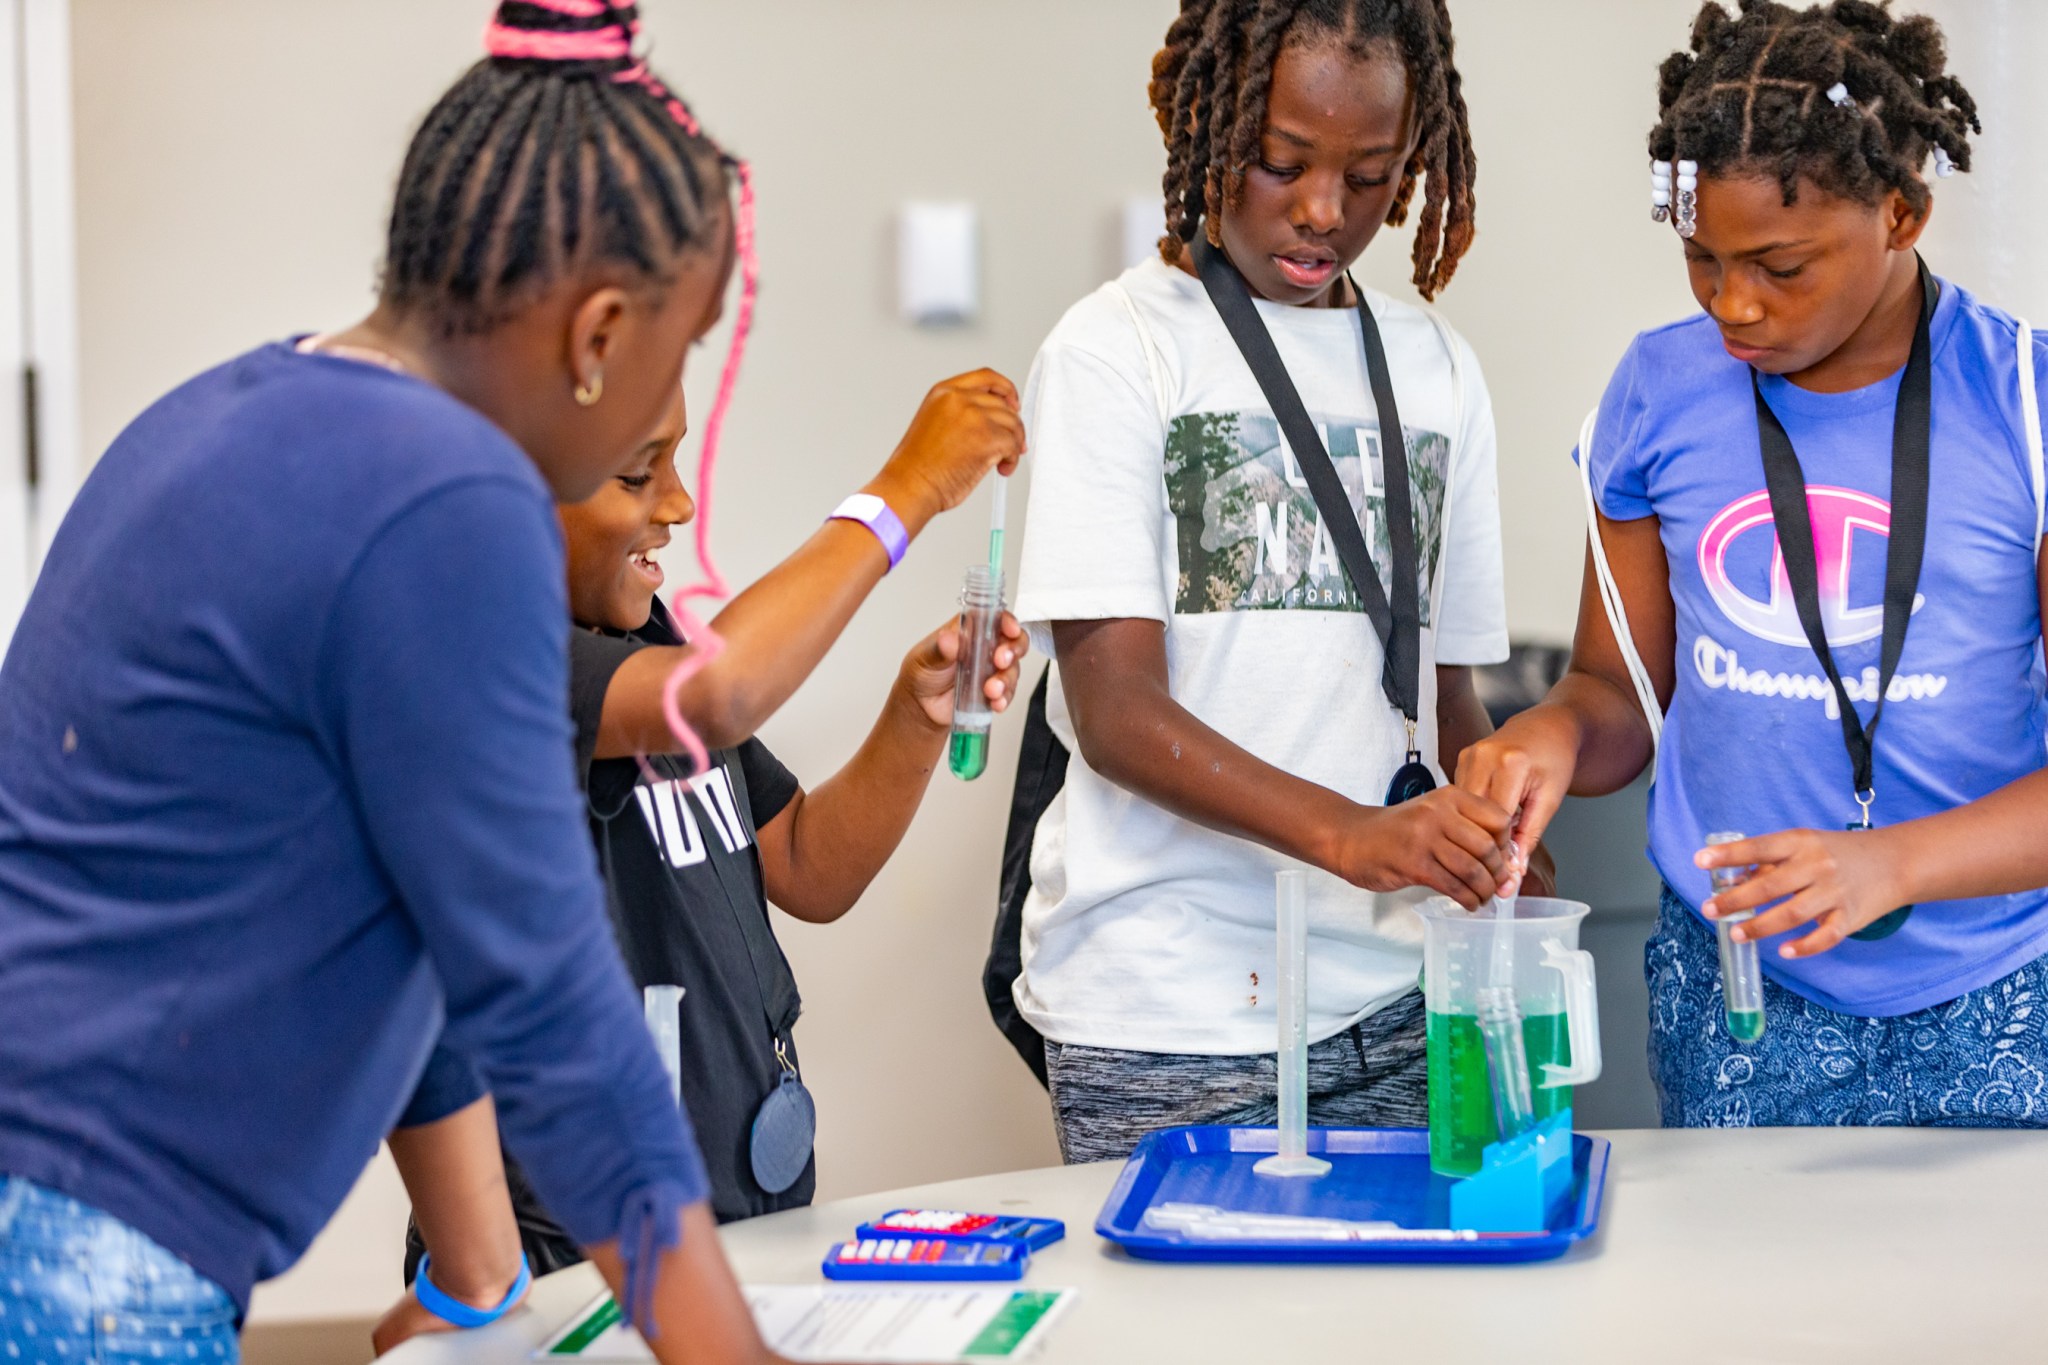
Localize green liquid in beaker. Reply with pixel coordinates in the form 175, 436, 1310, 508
949, 728, 989, 781
1426, 1010, 1572, 1177
1726, 1008, 1765, 1042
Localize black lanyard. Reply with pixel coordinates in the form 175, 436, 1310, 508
1194, 240, 1434, 804
1751, 257, 1936, 940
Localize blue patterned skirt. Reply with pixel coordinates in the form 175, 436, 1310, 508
1648, 886, 2048, 1128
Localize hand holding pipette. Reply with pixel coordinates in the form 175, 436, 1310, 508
866, 370, 1025, 534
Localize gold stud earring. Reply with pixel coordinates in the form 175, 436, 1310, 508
574, 373, 604, 407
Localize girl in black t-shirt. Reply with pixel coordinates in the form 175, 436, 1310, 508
378, 383, 1025, 1351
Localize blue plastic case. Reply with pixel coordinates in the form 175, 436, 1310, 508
855, 1210, 1066, 1252
822, 1237, 1031, 1282
1095, 1125, 1610, 1264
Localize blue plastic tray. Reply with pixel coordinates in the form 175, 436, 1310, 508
1095, 1125, 1609, 1264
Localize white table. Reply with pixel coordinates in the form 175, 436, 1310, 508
386, 1126, 2048, 1363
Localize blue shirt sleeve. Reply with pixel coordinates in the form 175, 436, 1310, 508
397, 1041, 485, 1129
318, 477, 707, 1249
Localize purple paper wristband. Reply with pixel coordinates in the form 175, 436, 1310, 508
828, 493, 910, 569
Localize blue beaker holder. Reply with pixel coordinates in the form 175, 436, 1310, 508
1447, 1107, 1577, 1233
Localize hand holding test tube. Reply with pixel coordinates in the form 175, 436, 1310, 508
947, 565, 1005, 781
949, 476, 1009, 782
1706, 832, 1767, 1042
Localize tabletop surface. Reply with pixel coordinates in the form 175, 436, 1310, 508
386, 1125, 2048, 1364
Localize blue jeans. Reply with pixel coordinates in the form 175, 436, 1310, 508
1648, 886, 2048, 1127
0, 1176, 238, 1364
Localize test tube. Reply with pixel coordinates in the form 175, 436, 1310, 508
1477, 985, 1536, 1142
643, 984, 684, 1108
1706, 832, 1766, 1043
947, 565, 1005, 782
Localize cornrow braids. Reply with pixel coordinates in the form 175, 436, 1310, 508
382, 0, 732, 335
386, 5, 765, 816
1148, 0, 1477, 300
1650, 0, 1981, 214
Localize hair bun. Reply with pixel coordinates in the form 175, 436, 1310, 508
483, 0, 641, 71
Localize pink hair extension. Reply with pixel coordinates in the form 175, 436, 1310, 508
519, 0, 616, 16
585, 54, 755, 777
655, 160, 754, 775
482, 22, 630, 63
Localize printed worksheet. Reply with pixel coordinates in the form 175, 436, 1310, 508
534, 1286, 1073, 1362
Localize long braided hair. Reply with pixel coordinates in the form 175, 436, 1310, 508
1650, 0, 1980, 211
1148, 0, 1477, 300
387, 2, 759, 796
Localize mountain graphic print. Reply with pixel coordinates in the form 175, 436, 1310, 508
1163, 409, 1450, 621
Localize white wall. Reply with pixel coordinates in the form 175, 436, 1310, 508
64, 0, 2048, 1327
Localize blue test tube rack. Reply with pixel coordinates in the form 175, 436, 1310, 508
1447, 1108, 1576, 1233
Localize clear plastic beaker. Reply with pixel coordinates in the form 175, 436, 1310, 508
1418, 897, 1602, 1177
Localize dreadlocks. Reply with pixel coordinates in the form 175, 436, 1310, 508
381, 1, 733, 334
1650, 0, 1980, 213
1148, 0, 1476, 300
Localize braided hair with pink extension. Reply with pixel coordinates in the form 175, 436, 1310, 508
383, 0, 757, 1329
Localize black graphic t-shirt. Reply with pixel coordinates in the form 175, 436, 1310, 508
404, 604, 808, 1281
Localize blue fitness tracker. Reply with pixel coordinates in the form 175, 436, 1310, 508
414, 1253, 533, 1329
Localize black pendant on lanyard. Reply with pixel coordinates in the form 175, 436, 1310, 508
1752, 258, 1937, 942
1194, 240, 1433, 805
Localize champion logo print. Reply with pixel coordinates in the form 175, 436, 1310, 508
1698, 487, 1924, 647
1691, 486, 1946, 716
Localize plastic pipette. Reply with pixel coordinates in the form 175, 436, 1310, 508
1255, 870, 1330, 1179
1706, 832, 1767, 1042
1141, 1204, 1479, 1244
987, 474, 1008, 576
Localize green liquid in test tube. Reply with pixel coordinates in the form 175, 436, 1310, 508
949, 729, 989, 782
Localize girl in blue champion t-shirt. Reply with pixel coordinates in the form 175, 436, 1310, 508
1462, 0, 2048, 1128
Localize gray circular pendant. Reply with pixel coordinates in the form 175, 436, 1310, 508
750, 1071, 817, 1194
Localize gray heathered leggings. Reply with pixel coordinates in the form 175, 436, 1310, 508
1043, 989, 1429, 1165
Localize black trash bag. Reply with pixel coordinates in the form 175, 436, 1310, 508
983, 668, 1065, 1089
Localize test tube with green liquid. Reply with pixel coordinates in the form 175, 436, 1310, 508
948, 564, 1005, 781
1706, 832, 1767, 1042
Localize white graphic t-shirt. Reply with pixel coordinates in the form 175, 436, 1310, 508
1012, 256, 1509, 1055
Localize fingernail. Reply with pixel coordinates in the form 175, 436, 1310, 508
1701, 899, 1717, 918
1779, 945, 1797, 959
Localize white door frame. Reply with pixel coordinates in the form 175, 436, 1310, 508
1, 0, 80, 656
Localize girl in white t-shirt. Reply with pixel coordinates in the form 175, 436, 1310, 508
1011, 0, 1523, 1162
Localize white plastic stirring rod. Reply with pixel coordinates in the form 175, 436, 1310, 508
1254, 870, 1330, 1178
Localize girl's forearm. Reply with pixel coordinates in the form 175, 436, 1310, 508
583, 1203, 778, 1365
1055, 620, 1361, 873
764, 684, 948, 923
593, 524, 885, 758
595, 470, 946, 760
1550, 668, 1657, 795
387, 1099, 525, 1306
1880, 768, 2048, 907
